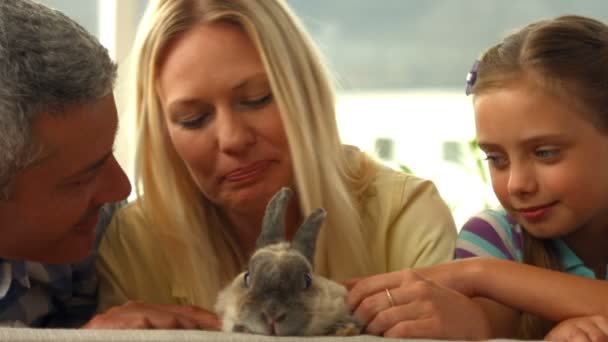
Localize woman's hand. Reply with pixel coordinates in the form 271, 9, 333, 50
545, 315, 608, 342
346, 260, 477, 301
346, 269, 490, 339
83, 301, 221, 330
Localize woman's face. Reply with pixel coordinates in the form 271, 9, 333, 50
157, 22, 293, 216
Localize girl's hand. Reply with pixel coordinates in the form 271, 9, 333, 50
545, 315, 608, 342
347, 270, 490, 339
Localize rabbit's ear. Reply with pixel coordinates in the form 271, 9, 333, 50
292, 208, 326, 264
256, 187, 292, 249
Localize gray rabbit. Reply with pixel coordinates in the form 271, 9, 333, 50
214, 187, 361, 336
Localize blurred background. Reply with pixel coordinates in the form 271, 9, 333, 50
39, 0, 608, 227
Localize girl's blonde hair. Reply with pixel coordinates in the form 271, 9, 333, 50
471, 15, 608, 338
132, 0, 377, 309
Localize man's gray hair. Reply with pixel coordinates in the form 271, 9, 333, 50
0, 0, 117, 199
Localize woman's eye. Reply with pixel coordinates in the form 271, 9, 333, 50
242, 94, 272, 108
178, 114, 210, 129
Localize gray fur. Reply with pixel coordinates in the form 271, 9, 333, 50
256, 187, 292, 248
215, 187, 361, 336
292, 208, 326, 264
0, 0, 116, 199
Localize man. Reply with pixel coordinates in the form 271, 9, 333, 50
0, 0, 130, 326
0, 0, 219, 329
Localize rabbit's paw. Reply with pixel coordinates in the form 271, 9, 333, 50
333, 322, 361, 336
233, 324, 252, 333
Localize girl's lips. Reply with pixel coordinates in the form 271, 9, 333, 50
516, 202, 558, 220
223, 161, 272, 182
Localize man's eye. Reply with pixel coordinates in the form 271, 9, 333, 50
69, 174, 96, 188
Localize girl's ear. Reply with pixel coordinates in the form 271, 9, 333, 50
292, 208, 326, 264
256, 187, 292, 249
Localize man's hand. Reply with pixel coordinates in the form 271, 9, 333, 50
83, 301, 221, 330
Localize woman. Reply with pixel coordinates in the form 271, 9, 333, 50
92, 0, 456, 330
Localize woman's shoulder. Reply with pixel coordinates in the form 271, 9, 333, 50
363, 161, 455, 234
456, 208, 523, 261
97, 199, 177, 309
368, 162, 448, 212
103, 199, 158, 248
361, 162, 457, 267
344, 146, 454, 229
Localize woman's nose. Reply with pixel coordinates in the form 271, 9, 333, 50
216, 109, 256, 155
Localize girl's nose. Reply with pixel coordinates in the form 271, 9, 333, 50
507, 161, 538, 198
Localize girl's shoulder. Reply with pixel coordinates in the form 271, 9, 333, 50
455, 208, 524, 261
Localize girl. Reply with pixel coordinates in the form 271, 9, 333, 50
348, 15, 608, 341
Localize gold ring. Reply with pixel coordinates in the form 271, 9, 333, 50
385, 288, 395, 307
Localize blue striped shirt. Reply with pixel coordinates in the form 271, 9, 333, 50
455, 209, 608, 280
0, 203, 118, 327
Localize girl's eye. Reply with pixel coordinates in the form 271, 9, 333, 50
303, 273, 312, 289
241, 94, 272, 109
243, 271, 251, 287
178, 113, 210, 129
534, 149, 558, 159
484, 154, 508, 169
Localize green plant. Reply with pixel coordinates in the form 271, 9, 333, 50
398, 163, 413, 174
468, 138, 488, 185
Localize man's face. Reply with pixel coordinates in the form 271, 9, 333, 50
0, 95, 131, 263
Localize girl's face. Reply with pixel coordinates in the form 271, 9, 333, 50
474, 80, 608, 242
157, 22, 293, 217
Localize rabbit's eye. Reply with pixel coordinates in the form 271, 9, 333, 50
244, 271, 251, 287
304, 273, 312, 289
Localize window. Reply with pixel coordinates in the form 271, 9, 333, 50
288, 0, 608, 226
39, 1, 608, 226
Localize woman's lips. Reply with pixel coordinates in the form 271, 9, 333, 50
223, 161, 272, 182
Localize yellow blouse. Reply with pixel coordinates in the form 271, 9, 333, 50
97, 164, 457, 312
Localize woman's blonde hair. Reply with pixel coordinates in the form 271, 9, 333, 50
471, 15, 608, 338
132, 0, 376, 309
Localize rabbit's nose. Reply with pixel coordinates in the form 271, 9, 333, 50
263, 311, 286, 324
274, 312, 286, 323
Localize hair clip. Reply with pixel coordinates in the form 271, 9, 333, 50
465, 60, 480, 96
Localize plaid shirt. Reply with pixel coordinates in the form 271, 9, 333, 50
0, 203, 119, 327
